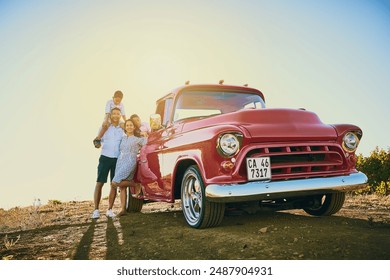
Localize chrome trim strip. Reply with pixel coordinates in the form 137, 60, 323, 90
205, 172, 368, 203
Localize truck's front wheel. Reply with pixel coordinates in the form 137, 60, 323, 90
181, 166, 225, 228
303, 192, 345, 216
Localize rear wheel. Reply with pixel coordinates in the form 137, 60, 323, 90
303, 192, 346, 216
127, 188, 143, 212
181, 166, 225, 228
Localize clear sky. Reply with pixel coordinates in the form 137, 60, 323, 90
0, 0, 389, 209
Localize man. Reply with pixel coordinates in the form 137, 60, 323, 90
92, 107, 124, 219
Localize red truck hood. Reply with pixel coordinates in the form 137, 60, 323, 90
185, 108, 337, 142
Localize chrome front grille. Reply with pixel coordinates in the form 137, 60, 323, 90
244, 144, 347, 180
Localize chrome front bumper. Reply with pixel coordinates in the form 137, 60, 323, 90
205, 172, 368, 203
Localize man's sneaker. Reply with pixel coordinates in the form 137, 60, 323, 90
106, 209, 116, 218
93, 138, 101, 148
92, 209, 100, 219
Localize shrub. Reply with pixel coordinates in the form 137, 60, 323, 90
356, 147, 390, 195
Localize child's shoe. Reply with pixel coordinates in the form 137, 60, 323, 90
93, 138, 101, 148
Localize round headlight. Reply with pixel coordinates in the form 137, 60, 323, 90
342, 132, 359, 152
218, 133, 240, 157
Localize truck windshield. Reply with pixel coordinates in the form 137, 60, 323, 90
173, 90, 265, 122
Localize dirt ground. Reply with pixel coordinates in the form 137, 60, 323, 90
0, 194, 389, 260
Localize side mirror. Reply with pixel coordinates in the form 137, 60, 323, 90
150, 114, 162, 131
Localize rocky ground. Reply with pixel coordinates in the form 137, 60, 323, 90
0, 194, 389, 260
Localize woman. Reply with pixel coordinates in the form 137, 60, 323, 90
110, 118, 147, 216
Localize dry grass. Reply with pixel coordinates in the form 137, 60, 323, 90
345, 193, 390, 210
0, 194, 389, 260
343, 193, 390, 225
3, 234, 20, 249
0, 200, 96, 234
0, 193, 388, 234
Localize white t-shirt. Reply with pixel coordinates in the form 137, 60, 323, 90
105, 99, 126, 116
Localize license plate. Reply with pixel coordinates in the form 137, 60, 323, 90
246, 157, 271, 181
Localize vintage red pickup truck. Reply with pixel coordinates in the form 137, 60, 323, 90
130, 82, 368, 228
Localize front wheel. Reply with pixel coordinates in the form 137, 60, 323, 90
181, 166, 225, 228
303, 192, 345, 216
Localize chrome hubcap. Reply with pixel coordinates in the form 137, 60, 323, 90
182, 171, 203, 226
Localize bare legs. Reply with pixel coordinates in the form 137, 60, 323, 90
117, 180, 132, 216
94, 182, 117, 211
96, 123, 109, 141
96, 180, 141, 217
94, 182, 104, 210
107, 185, 117, 211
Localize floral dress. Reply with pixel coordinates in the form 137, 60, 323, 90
112, 135, 147, 183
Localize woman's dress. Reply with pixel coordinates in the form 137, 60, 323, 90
112, 135, 147, 183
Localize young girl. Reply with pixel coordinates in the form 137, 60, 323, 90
110, 119, 146, 216
130, 114, 151, 137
